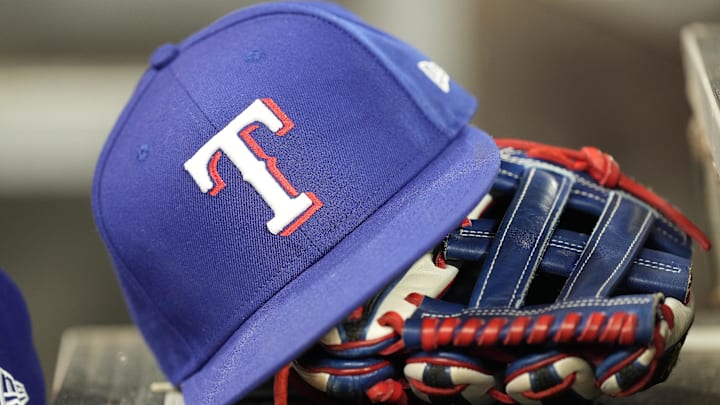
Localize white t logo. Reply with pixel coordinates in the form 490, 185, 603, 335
184, 98, 322, 236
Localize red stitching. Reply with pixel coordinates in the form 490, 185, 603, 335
434, 251, 447, 268
322, 333, 395, 352
454, 318, 483, 346
273, 364, 290, 405
577, 312, 606, 342
618, 313, 638, 345
477, 318, 507, 346
417, 311, 642, 350
300, 360, 391, 376
522, 372, 577, 400
599, 313, 627, 344
367, 379, 408, 404
554, 312, 582, 343
527, 314, 554, 344
487, 387, 516, 404
378, 311, 405, 334
406, 355, 491, 373
239, 124, 299, 197
208, 151, 226, 196
660, 303, 675, 329
504, 353, 570, 382
279, 192, 323, 236
504, 316, 532, 345
404, 293, 424, 307
613, 329, 665, 397
261, 98, 294, 136
421, 318, 441, 351
408, 379, 467, 396
347, 306, 364, 321
437, 318, 461, 347
377, 313, 406, 356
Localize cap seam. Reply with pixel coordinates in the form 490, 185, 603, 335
178, 8, 470, 138
92, 69, 196, 378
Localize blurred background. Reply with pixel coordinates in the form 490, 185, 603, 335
1, 0, 719, 395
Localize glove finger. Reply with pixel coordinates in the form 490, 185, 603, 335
597, 295, 694, 396
596, 346, 657, 397
293, 351, 398, 400
505, 351, 599, 404
320, 252, 458, 358
403, 351, 497, 405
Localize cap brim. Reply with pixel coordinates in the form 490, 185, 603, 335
182, 125, 499, 404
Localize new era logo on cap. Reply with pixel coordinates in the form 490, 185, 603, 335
418, 60, 451, 93
92, 2, 499, 404
1, 367, 29, 405
0, 269, 44, 405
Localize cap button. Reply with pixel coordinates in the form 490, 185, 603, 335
149, 43, 179, 69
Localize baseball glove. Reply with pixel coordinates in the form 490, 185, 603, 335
282, 139, 710, 405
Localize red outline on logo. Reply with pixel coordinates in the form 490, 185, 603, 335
205, 99, 322, 236
239, 124, 300, 197
261, 98, 294, 136
280, 193, 323, 236
208, 151, 226, 196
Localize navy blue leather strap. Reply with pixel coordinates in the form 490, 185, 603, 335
559, 192, 655, 300
470, 167, 573, 308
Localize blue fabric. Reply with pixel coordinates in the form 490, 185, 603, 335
0, 269, 45, 405
92, 2, 499, 404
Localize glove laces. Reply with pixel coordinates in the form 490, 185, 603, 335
274, 364, 408, 405
495, 139, 711, 251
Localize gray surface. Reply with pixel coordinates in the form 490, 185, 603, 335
1, 2, 718, 403
50, 325, 720, 405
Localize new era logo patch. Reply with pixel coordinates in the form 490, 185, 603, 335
418, 60, 450, 93
1, 367, 29, 405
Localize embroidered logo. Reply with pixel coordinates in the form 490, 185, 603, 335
184, 98, 322, 236
1, 367, 29, 405
417, 60, 450, 93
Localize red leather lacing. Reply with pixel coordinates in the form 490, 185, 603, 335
523, 372, 577, 400
274, 364, 291, 405
277, 365, 409, 405
419, 311, 638, 352
495, 139, 711, 251
366, 379, 408, 404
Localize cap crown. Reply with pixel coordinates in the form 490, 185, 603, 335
93, 2, 477, 383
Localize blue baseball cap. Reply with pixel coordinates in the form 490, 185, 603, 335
92, 2, 499, 404
0, 269, 45, 405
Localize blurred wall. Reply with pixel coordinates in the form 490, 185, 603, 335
1, 0, 718, 394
